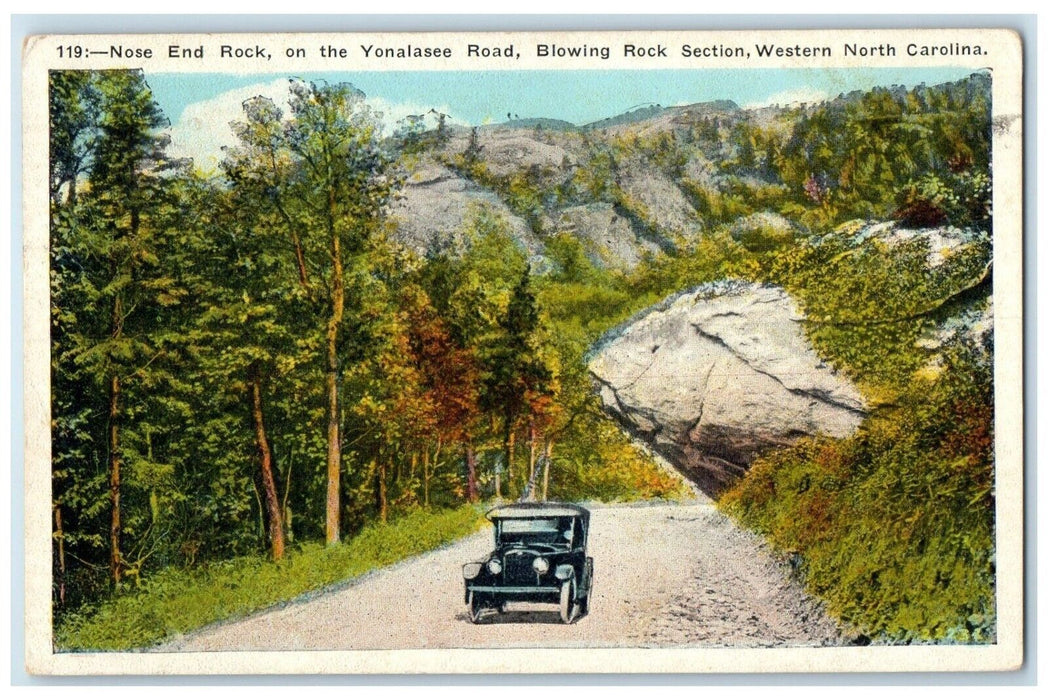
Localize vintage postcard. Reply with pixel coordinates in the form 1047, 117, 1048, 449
21, 27, 1024, 675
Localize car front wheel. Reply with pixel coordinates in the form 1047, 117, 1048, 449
468, 591, 485, 624
559, 578, 577, 624
579, 558, 593, 617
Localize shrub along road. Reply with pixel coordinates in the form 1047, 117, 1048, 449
159, 499, 843, 650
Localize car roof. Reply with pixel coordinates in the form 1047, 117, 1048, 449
486, 502, 590, 520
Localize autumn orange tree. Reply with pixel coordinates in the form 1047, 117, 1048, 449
401, 284, 484, 503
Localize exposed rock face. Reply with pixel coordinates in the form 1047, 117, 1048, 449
546, 203, 661, 270
388, 161, 545, 260
442, 128, 574, 179
588, 280, 866, 496
617, 158, 702, 240
823, 220, 991, 268
598, 100, 740, 137
682, 152, 719, 189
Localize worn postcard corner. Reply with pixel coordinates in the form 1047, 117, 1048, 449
22, 26, 1024, 676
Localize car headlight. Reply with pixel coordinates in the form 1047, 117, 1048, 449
532, 557, 550, 574
487, 559, 502, 575
463, 562, 482, 580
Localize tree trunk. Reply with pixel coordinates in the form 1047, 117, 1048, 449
292, 234, 309, 289
425, 439, 442, 508
378, 461, 388, 523
466, 442, 478, 503
542, 439, 554, 502
493, 416, 502, 499
527, 417, 537, 500
249, 363, 285, 560
251, 478, 265, 540
503, 422, 516, 499
108, 184, 136, 587
108, 372, 122, 586
266, 144, 310, 289
324, 217, 344, 545
503, 427, 511, 486
283, 446, 294, 543
422, 450, 430, 507
54, 505, 66, 606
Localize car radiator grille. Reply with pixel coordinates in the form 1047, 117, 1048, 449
503, 551, 538, 585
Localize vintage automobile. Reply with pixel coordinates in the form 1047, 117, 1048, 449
462, 502, 593, 624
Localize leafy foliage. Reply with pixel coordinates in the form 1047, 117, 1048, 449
721, 346, 994, 642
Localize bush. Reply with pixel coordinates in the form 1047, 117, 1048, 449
894, 171, 992, 230
720, 346, 995, 642
730, 212, 797, 254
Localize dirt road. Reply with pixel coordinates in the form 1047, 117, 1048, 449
160, 499, 843, 651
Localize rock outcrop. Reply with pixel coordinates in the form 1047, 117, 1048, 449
588, 280, 866, 496
545, 203, 662, 270
821, 220, 991, 269
617, 157, 702, 241
388, 161, 545, 260
440, 127, 574, 180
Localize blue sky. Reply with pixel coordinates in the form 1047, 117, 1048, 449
150, 67, 977, 126
147, 67, 979, 169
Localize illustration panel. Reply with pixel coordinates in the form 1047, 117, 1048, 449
21, 27, 1024, 674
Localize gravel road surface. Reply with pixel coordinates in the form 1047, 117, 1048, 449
159, 498, 843, 651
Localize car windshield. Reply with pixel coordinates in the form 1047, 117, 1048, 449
497, 517, 575, 547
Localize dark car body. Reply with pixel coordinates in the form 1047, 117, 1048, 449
462, 502, 593, 624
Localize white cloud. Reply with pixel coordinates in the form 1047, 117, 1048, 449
167, 79, 461, 173
744, 88, 832, 110
167, 78, 291, 173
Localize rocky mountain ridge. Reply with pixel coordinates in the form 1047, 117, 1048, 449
387, 99, 748, 268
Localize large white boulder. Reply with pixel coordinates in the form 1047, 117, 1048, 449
588, 280, 866, 495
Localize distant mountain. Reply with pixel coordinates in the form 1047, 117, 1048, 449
495, 117, 577, 131
583, 103, 668, 129
389, 74, 990, 277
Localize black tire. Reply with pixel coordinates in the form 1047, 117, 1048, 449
559, 578, 576, 624
468, 591, 484, 624
580, 558, 593, 616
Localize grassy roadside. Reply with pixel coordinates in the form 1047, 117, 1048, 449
54, 504, 488, 651
718, 347, 995, 643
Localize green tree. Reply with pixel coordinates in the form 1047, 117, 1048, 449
484, 266, 559, 497
49, 71, 99, 207
50, 70, 185, 589
230, 81, 398, 543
